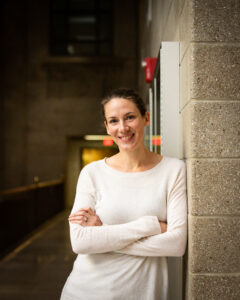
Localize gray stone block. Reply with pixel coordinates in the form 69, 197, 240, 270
188, 273, 240, 300
182, 101, 240, 157
189, 216, 240, 273
187, 159, 240, 216
192, 0, 240, 42
191, 44, 240, 100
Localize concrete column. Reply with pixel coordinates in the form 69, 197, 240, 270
180, 0, 240, 298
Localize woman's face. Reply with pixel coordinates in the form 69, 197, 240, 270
104, 98, 150, 152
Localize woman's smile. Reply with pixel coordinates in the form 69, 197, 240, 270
118, 133, 135, 141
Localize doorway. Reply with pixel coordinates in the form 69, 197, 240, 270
65, 136, 118, 209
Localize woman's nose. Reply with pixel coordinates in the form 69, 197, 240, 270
119, 120, 129, 131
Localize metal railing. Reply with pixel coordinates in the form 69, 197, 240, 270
0, 179, 64, 258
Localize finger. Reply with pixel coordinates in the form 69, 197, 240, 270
70, 211, 84, 217
78, 208, 95, 216
78, 208, 90, 213
70, 220, 84, 225
70, 208, 90, 216
69, 214, 88, 220
69, 214, 92, 224
70, 218, 93, 226
70, 220, 88, 226
68, 216, 85, 223
87, 207, 95, 216
69, 215, 89, 223
70, 211, 90, 218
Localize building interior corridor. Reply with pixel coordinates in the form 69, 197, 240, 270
1, 0, 239, 299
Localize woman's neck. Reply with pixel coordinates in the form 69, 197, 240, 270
108, 147, 162, 172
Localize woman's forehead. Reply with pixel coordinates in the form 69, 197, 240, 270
104, 98, 138, 113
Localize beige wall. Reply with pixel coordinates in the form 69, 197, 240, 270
138, 0, 240, 298
2, 0, 138, 189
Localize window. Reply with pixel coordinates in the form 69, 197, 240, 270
50, 0, 114, 56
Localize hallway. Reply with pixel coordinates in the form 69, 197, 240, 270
0, 211, 75, 300
1, 1, 239, 298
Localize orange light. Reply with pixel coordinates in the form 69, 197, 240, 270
103, 139, 114, 146
152, 137, 161, 146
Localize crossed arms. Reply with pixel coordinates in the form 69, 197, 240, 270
69, 165, 187, 257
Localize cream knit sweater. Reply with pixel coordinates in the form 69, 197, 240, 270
61, 156, 187, 300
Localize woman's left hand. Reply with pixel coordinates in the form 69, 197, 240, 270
68, 207, 102, 227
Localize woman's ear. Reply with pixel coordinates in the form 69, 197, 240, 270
144, 111, 150, 126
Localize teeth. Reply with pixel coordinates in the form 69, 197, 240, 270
120, 135, 132, 140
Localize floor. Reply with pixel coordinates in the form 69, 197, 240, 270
0, 210, 76, 300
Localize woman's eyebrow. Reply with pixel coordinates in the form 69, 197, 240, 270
107, 112, 135, 119
125, 112, 135, 115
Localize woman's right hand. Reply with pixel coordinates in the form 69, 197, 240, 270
159, 221, 167, 233
69, 207, 102, 227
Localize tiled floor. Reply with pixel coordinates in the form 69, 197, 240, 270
0, 210, 76, 300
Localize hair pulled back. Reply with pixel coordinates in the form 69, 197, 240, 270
101, 88, 147, 119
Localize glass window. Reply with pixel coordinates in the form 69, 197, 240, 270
50, 0, 114, 56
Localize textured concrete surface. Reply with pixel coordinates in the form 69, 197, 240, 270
162, 0, 182, 41
180, 47, 191, 110
179, 0, 192, 61
151, 0, 173, 55
191, 44, 240, 100
189, 216, 240, 273
187, 159, 240, 216
192, 0, 240, 42
183, 101, 240, 158
188, 274, 240, 300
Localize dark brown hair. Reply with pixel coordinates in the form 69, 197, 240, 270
101, 88, 147, 119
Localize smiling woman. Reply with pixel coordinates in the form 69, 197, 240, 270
60, 88, 187, 300
101, 88, 161, 172
104, 98, 149, 154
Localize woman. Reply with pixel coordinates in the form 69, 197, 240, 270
61, 88, 187, 300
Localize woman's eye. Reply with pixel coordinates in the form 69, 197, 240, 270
126, 115, 135, 120
109, 119, 118, 124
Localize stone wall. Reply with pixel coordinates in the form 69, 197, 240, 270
2, 0, 138, 189
138, 0, 240, 298
183, 0, 240, 299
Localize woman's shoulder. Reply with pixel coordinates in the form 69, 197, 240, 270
162, 156, 186, 172
80, 159, 105, 174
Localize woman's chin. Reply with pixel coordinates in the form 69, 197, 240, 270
118, 142, 138, 152
116, 135, 145, 152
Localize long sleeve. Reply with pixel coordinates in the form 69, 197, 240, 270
116, 163, 187, 257
70, 216, 161, 254
62, 158, 183, 300
69, 167, 161, 254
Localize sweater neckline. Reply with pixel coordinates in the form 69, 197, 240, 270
102, 156, 166, 176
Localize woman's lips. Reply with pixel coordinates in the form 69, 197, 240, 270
119, 133, 135, 141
